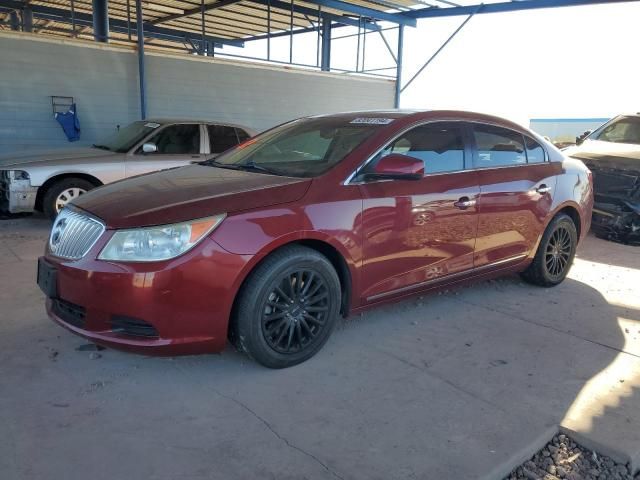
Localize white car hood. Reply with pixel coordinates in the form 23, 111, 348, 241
0, 147, 117, 169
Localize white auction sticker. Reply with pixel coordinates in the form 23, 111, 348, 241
144, 122, 161, 128
349, 118, 394, 125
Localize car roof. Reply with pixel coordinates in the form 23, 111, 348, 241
308, 109, 528, 132
143, 118, 254, 131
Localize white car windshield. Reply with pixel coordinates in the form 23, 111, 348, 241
591, 116, 640, 145
93, 121, 162, 153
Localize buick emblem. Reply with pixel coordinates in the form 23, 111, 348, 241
51, 217, 67, 247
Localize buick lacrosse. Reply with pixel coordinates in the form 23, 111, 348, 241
38, 111, 593, 368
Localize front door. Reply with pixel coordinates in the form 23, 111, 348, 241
357, 122, 480, 302
125, 123, 205, 177
470, 123, 560, 268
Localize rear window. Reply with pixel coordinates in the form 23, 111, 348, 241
473, 125, 526, 168
208, 125, 240, 154
236, 128, 251, 143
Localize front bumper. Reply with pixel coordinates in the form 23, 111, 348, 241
0, 178, 37, 213
41, 236, 250, 355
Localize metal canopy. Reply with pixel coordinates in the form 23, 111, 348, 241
0, 0, 635, 53
0, 0, 636, 116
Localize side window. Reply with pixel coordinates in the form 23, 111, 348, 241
380, 123, 465, 174
145, 124, 200, 154
524, 136, 546, 163
473, 124, 526, 168
235, 128, 250, 143
208, 125, 240, 154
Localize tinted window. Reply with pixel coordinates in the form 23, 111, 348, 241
236, 128, 250, 143
146, 124, 200, 154
208, 125, 240, 154
525, 136, 546, 163
380, 123, 465, 174
473, 125, 526, 168
594, 117, 640, 145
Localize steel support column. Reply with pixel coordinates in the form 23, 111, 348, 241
22, 7, 33, 32
92, 0, 108, 42
9, 10, 20, 31
9, 10, 19, 30
394, 24, 403, 108
135, 0, 146, 119
320, 16, 331, 71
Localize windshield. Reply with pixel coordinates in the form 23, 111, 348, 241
208, 117, 388, 177
592, 116, 640, 145
94, 121, 162, 153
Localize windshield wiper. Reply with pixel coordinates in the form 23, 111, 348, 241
92, 144, 111, 151
202, 159, 283, 176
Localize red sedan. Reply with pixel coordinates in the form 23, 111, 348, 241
38, 111, 593, 368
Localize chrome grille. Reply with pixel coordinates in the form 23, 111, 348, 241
48, 209, 105, 260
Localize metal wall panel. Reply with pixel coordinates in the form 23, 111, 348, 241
0, 33, 395, 153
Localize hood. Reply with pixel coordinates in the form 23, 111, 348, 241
0, 147, 116, 169
72, 164, 312, 228
565, 140, 640, 172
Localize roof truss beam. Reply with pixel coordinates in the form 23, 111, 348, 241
297, 0, 416, 25
408, 0, 639, 18
148, 0, 242, 26
0, 0, 244, 46
244, 0, 380, 30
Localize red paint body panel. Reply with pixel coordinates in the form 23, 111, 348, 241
41, 110, 594, 356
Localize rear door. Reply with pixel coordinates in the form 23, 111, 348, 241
357, 122, 480, 302
470, 122, 561, 268
125, 123, 204, 177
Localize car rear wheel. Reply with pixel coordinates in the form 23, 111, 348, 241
520, 213, 578, 287
232, 245, 341, 368
43, 178, 95, 220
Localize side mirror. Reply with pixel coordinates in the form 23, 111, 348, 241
364, 153, 424, 181
576, 130, 592, 145
142, 142, 158, 154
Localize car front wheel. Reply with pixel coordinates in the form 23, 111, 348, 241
521, 213, 578, 287
43, 177, 95, 220
232, 245, 341, 368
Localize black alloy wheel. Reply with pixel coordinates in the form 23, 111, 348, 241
544, 225, 572, 279
261, 269, 330, 354
521, 213, 578, 287
232, 245, 341, 368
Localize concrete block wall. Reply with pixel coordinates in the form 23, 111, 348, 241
0, 32, 395, 154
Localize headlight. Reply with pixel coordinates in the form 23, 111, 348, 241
6, 170, 30, 181
98, 214, 226, 262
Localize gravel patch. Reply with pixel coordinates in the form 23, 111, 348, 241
504, 434, 635, 480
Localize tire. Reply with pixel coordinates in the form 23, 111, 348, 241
43, 178, 95, 220
232, 245, 341, 368
520, 213, 578, 287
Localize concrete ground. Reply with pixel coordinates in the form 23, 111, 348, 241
1, 215, 639, 480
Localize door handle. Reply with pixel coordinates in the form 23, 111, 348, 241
535, 184, 551, 194
454, 196, 476, 210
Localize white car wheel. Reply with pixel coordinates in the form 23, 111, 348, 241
55, 187, 86, 213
